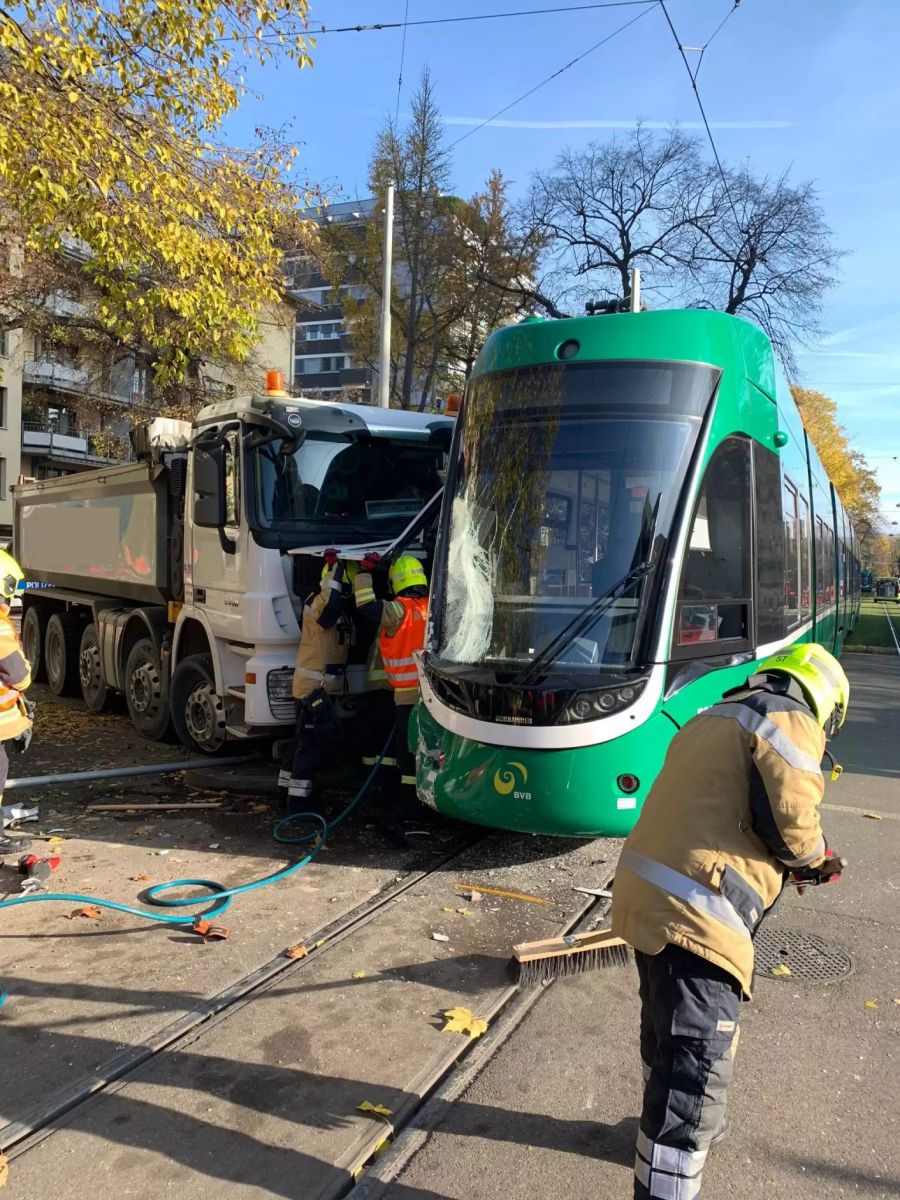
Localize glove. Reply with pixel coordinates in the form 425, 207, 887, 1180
360, 551, 382, 572
791, 849, 846, 894
323, 548, 340, 567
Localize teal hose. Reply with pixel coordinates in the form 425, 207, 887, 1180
0, 735, 393, 929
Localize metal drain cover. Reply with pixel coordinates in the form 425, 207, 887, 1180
756, 927, 854, 983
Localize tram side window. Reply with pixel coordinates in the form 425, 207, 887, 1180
784, 479, 800, 628
815, 516, 826, 606
755, 444, 785, 644
675, 437, 752, 652
799, 494, 812, 622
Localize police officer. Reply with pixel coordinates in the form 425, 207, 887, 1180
353, 553, 428, 817
0, 550, 34, 853
278, 552, 356, 813
611, 643, 849, 1200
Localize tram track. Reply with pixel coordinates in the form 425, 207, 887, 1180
0, 829, 489, 1158
882, 602, 900, 657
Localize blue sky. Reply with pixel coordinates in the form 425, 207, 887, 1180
227, 0, 900, 516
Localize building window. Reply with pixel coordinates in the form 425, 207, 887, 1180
295, 355, 347, 375
0, 329, 7, 358
674, 436, 752, 653
0, 458, 6, 495
296, 320, 344, 342
0, 387, 6, 429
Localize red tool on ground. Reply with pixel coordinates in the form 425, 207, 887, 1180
18, 853, 61, 892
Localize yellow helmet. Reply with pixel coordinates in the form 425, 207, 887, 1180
759, 643, 850, 732
0, 549, 24, 601
389, 554, 427, 595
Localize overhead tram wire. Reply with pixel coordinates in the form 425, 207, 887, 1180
312, 2, 661, 35
394, 0, 411, 126
447, 2, 659, 151
658, 0, 743, 225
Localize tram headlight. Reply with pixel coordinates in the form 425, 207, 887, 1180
561, 677, 648, 724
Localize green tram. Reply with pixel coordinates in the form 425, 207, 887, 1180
412, 309, 861, 837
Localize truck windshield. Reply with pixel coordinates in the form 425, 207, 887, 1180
248, 433, 446, 541
432, 360, 718, 674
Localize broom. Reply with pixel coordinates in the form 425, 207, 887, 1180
512, 927, 631, 989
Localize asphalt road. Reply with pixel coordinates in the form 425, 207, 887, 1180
387, 652, 900, 1200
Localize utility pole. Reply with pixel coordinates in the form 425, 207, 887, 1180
377, 182, 395, 409
629, 268, 641, 312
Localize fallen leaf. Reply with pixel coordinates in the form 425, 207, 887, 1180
66, 906, 101, 920
770, 964, 792, 977
863, 812, 883, 821
357, 1101, 393, 1119
0, 1152, 8, 1187
134, 827, 151, 836
431, 932, 450, 943
441, 906, 455, 913
285, 944, 308, 959
442, 1006, 489, 1039
893, 998, 900, 1005
351, 971, 366, 980
129, 874, 152, 882
47, 837, 64, 845
864, 1000, 879, 1009
456, 908, 473, 917
373, 1137, 391, 1159
314, 938, 325, 949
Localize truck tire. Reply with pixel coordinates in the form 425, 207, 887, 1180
124, 638, 171, 741
22, 605, 48, 683
45, 611, 83, 696
79, 623, 110, 713
170, 653, 227, 755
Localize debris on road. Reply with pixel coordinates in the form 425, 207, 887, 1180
455, 882, 550, 904
431, 931, 450, 942
285, 943, 309, 959
66, 906, 102, 921
442, 1006, 488, 1039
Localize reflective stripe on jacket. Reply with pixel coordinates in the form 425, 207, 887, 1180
292, 565, 351, 700
611, 689, 827, 997
0, 608, 32, 740
379, 596, 428, 702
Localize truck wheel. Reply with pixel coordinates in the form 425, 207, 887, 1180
170, 653, 227, 755
79, 623, 110, 713
22, 605, 48, 683
45, 612, 83, 696
125, 638, 171, 741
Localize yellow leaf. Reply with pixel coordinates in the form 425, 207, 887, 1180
0, 1153, 7, 1188
864, 1000, 879, 1009
357, 1101, 392, 1119
351, 971, 366, 980
442, 1006, 489, 1039
770, 964, 792, 977
456, 908, 473, 917
67, 91, 79, 104
863, 812, 883, 821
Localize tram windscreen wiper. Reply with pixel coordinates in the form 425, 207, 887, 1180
515, 493, 661, 687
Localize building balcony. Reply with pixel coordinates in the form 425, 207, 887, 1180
21, 422, 133, 468
44, 293, 86, 319
23, 359, 89, 393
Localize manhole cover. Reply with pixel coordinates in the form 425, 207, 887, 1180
755, 927, 854, 983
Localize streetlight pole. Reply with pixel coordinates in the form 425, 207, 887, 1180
377, 182, 395, 409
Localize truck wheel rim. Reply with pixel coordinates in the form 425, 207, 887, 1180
47, 629, 62, 680
130, 657, 162, 717
185, 681, 226, 750
80, 641, 102, 695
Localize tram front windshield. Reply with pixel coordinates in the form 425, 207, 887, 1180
434, 360, 718, 675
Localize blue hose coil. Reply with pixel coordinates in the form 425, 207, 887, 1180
0, 735, 393, 928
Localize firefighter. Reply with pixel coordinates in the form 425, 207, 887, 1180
278, 552, 356, 813
0, 551, 34, 853
353, 552, 428, 817
611, 643, 850, 1200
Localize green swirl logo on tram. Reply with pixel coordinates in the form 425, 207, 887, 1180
493, 761, 529, 796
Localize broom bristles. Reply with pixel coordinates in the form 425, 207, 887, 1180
516, 939, 631, 989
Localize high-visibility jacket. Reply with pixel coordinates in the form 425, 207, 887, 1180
292, 564, 352, 700
0, 608, 32, 740
379, 597, 428, 706
611, 685, 828, 997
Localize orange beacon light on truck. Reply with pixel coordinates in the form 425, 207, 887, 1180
265, 370, 288, 397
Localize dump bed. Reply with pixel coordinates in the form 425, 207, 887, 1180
13, 460, 176, 604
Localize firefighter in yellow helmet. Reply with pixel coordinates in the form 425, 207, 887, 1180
278, 552, 357, 813
611, 643, 849, 1200
0, 550, 34, 853
353, 552, 428, 826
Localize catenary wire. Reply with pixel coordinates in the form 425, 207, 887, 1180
394, 0, 411, 126
312, 2, 661, 35
447, 2, 658, 150
659, 0, 742, 225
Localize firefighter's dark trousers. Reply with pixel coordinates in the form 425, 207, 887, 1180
278, 699, 323, 809
634, 944, 741, 1199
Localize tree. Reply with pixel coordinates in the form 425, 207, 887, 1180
792, 386, 880, 544
523, 125, 708, 308
0, 2, 317, 387
688, 170, 843, 375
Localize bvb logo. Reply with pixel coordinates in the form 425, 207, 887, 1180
493, 761, 528, 796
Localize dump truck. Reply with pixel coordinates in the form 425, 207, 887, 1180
13, 378, 452, 753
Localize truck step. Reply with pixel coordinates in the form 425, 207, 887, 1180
226, 685, 246, 700
225, 722, 258, 740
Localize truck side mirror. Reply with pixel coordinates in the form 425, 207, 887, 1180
193, 446, 226, 528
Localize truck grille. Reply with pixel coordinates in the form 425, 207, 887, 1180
267, 669, 295, 721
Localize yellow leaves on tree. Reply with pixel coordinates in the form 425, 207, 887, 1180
0, 2, 318, 384
792, 386, 880, 542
